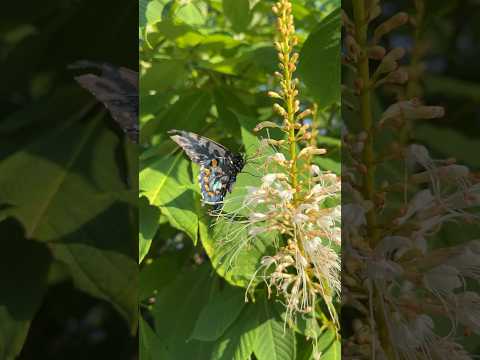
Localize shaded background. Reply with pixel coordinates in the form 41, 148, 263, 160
0, 1, 138, 359
341, 0, 480, 355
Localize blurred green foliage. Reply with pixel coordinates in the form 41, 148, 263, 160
0, 1, 137, 359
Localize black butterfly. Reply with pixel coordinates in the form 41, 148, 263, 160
169, 130, 245, 210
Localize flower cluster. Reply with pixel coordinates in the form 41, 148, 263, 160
240, 1, 342, 351
245, 170, 341, 322
342, 1, 480, 359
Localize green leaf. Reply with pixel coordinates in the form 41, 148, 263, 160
221, 114, 275, 215
176, 2, 207, 26
0, 218, 51, 360
140, 316, 168, 360
140, 154, 199, 244
210, 303, 260, 360
139, 0, 149, 28
253, 298, 297, 360
151, 20, 204, 48
296, 335, 315, 360
140, 59, 186, 95
50, 231, 138, 329
139, 254, 183, 301
139, 196, 161, 263
141, 0, 169, 28
298, 8, 341, 108
317, 328, 340, 359
314, 157, 341, 174
200, 114, 277, 287
0, 111, 138, 328
156, 91, 212, 134
191, 285, 246, 341
151, 265, 215, 359
223, 0, 251, 33
425, 75, 480, 102
0, 112, 137, 239
203, 218, 275, 288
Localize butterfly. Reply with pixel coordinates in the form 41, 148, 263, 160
169, 130, 245, 210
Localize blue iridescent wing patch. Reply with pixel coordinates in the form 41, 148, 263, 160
169, 130, 244, 210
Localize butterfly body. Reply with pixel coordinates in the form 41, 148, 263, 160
169, 130, 244, 209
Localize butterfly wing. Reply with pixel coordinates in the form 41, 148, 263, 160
71, 60, 139, 143
168, 130, 230, 165
198, 164, 230, 209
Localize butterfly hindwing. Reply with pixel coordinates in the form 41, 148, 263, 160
169, 130, 244, 209
199, 162, 229, 207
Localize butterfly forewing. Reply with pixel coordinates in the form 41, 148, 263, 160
71, 60, 139, 143
168, 130, 230, 165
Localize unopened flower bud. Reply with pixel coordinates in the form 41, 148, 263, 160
298, 146, 327, 159
273, 103, 287, 117
291, 52, 299, 64
294, 100, 300, 112
380, 99, 444, 124
345, 35, 360, 62
368, 4, 382, 22
254, 121, 281, 132
264, 138, 287, 146
368, 45, 386, 60
384, 68, 409, 84
374, 48, 406, 77
373, 12, 409, 43
297, 109, 312, 120
267, 91, 283, 99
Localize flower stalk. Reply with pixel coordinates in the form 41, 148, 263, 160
272, 0, 301, 203
244, 1, 342, 355
351, 0, 379, 246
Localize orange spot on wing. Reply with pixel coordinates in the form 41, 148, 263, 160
211, 159, 218, 167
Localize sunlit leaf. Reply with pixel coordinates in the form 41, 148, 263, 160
298, 8, 341, 108
139, 196, 161, 263
253, 298, 297, 360
140, 154, 199, 244
151, 265, 216, 358
191, 284, 246, 341
223, 0, 252, 33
